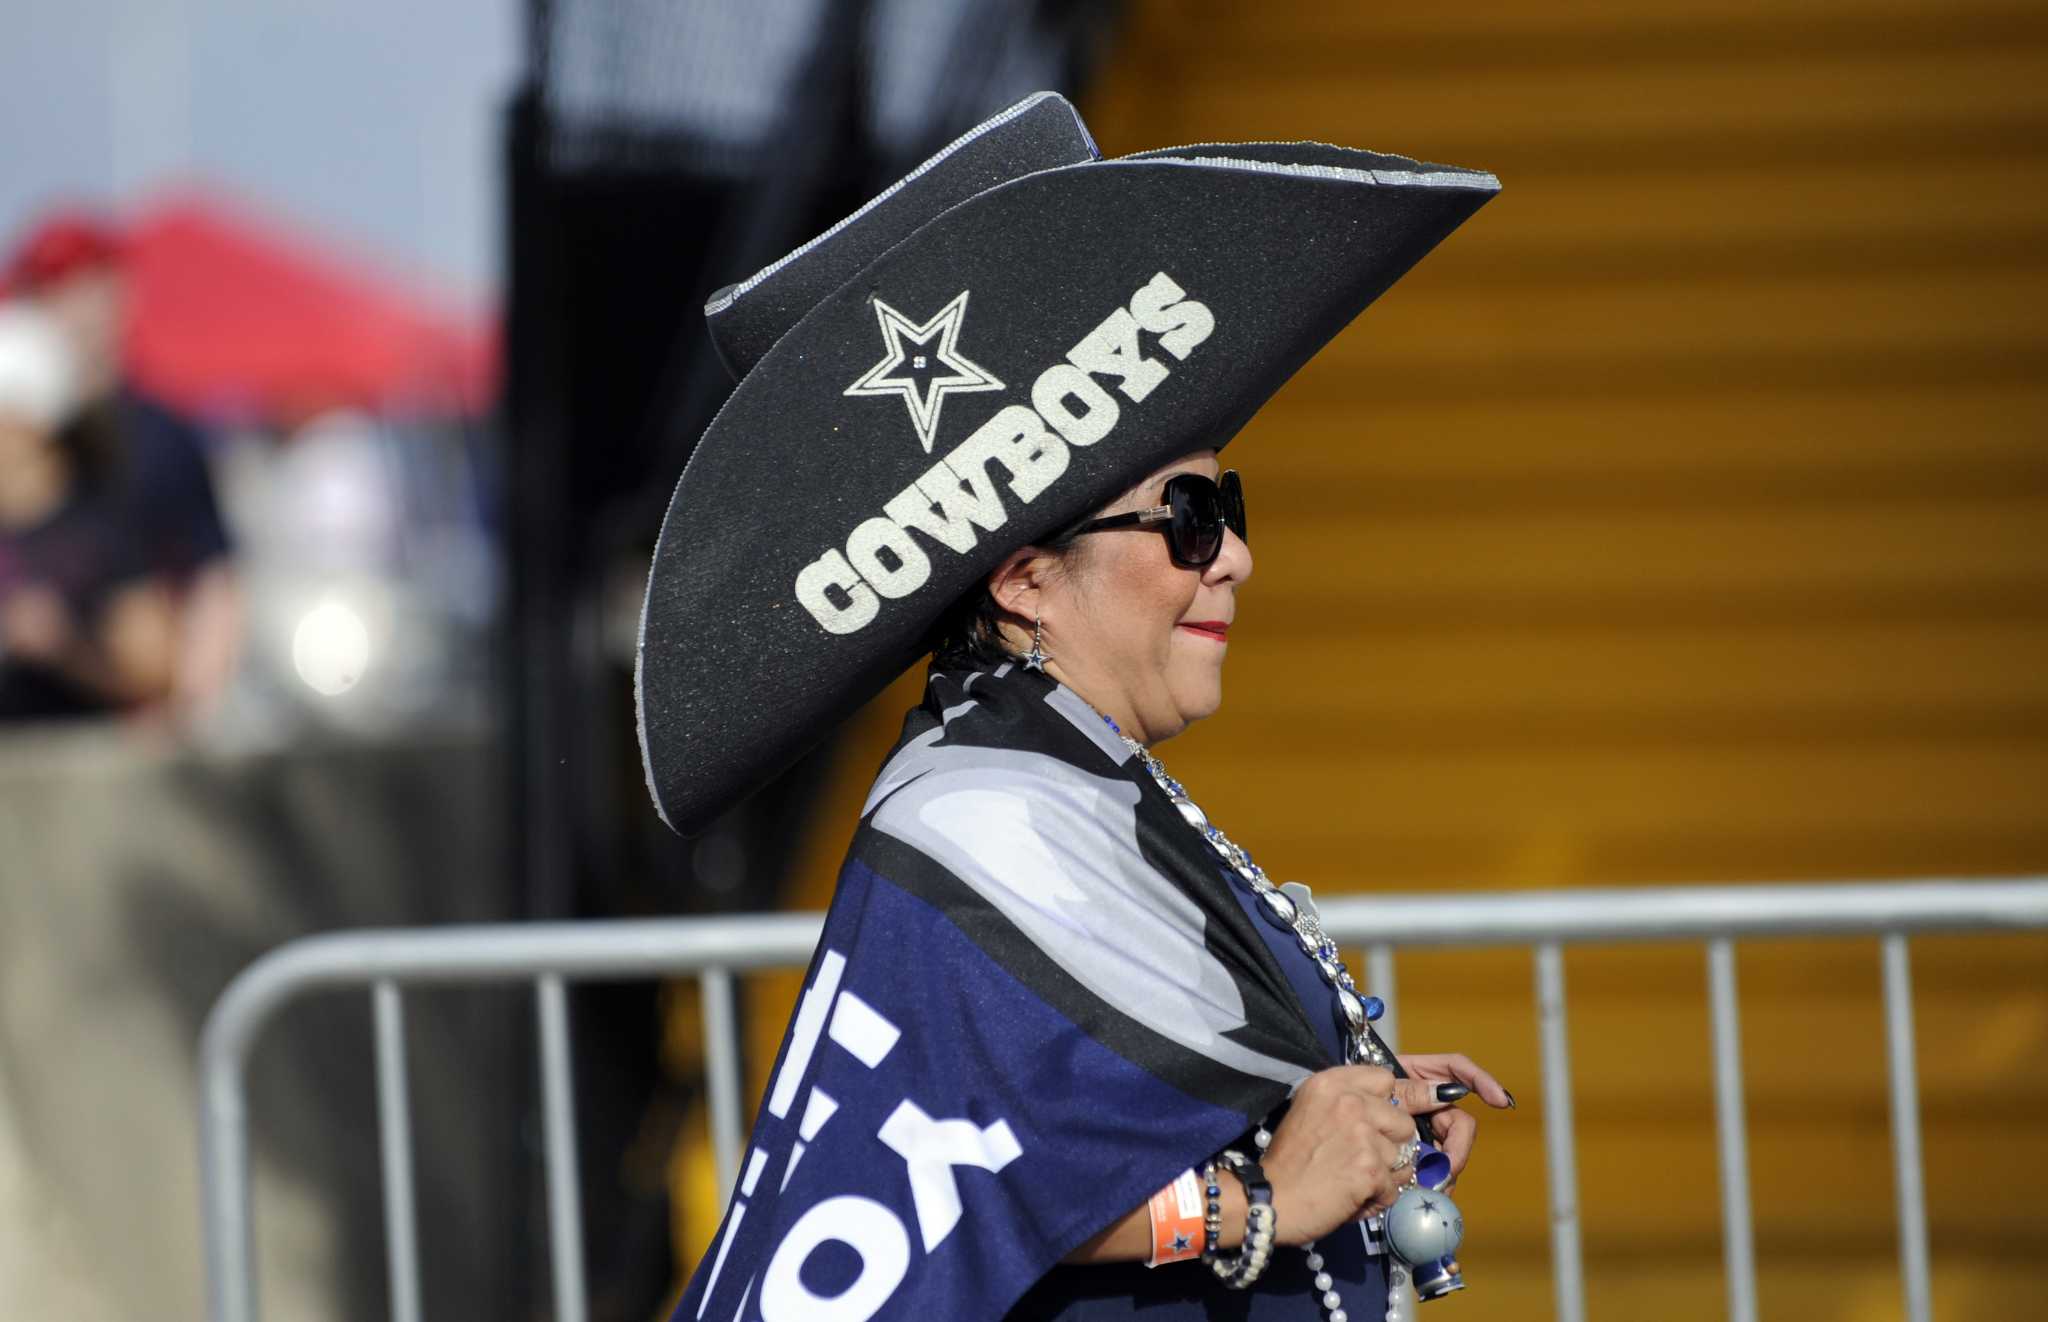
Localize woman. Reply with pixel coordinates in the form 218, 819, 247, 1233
639, 94, 1507, 1319
949, 447, 1516, 1319
0, 303, 180, 719
4, 214, 242, 716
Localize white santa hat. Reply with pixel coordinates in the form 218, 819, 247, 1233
0, 301, 78, 431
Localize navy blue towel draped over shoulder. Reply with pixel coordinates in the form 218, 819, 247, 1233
672, 663, 1388, 1321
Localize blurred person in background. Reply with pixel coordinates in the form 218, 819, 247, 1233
0, 302, 180, 719
2, 213, 242, 720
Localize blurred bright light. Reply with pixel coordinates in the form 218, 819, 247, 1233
291, 600, 371, 696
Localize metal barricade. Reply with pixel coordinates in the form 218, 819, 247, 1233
199, 879, 2048, 1322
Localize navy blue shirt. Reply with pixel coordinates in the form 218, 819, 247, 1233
0, 389, 230, 718
0, 472, 154, 718
113, 388, 233, 577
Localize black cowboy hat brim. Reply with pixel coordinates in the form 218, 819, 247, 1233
639, 149, 1497, 834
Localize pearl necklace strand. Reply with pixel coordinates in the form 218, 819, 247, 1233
1106, 717, 1408, 1322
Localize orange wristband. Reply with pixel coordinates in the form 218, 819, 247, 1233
1146, 1168, 1205, 1267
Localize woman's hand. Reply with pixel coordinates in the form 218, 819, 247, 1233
1261, 1065, 1459, 1246
1065, 1056, 1517, 1265
1, 584, 75, 663
2, 579, 179, 708
1394, 1052, 1515, 1187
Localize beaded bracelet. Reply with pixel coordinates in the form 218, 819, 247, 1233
1202, 1149, 1276, 1289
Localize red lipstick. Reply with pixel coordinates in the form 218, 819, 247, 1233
1178, 620, 1230, 642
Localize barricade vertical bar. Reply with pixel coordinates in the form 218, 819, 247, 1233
1706, 940, 1758, 1322
538, 975, 589, 1322
1534, 942, 1586, 1322
200, 1035, 258, 1322
373, 981, 424, 1322
1882, 934, 1933, 1322
1364, 943, 1399, 1052
701, 966, 744, 1198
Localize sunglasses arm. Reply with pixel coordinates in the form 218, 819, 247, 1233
1074, 505, 1174, 534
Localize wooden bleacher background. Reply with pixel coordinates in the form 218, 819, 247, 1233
677, 2, 2048, 1316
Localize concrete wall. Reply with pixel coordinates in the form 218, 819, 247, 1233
0, 722, 516, 1321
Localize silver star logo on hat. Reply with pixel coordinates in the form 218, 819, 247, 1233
844, 289, 1004, 453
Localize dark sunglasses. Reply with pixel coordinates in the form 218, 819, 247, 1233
1071, 470, 1247, 569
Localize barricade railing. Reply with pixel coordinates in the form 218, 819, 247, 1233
198, 878, 2048, 1322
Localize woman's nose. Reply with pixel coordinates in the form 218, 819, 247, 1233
1207, 528, 1252, 587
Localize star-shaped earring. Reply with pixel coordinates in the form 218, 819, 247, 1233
1022, 614, 1051, 671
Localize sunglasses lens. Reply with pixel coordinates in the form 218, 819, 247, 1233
1220, 470, 1246, 543
1168, 475, 1224, 566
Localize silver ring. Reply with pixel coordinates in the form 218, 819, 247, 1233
1393, 1137, 1418, 1171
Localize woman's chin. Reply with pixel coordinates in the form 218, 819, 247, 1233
1171, 678, 1225, 729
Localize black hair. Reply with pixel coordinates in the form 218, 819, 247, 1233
924, 522, 1085, 670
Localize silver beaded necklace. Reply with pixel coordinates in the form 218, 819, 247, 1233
1107, 717, 1410, 1322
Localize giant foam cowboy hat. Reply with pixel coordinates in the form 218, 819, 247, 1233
638, 92, 1498, 833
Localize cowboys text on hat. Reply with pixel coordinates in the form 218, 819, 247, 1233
795, 272, 1213, 635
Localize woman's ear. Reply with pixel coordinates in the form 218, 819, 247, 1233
987, 545, 1049, 620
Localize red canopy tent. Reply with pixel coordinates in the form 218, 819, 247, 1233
114, 194, 498, 422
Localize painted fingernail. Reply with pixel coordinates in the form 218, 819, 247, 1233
1503, 1089, 1517, 1110
1434, 1083, 1471, 1103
